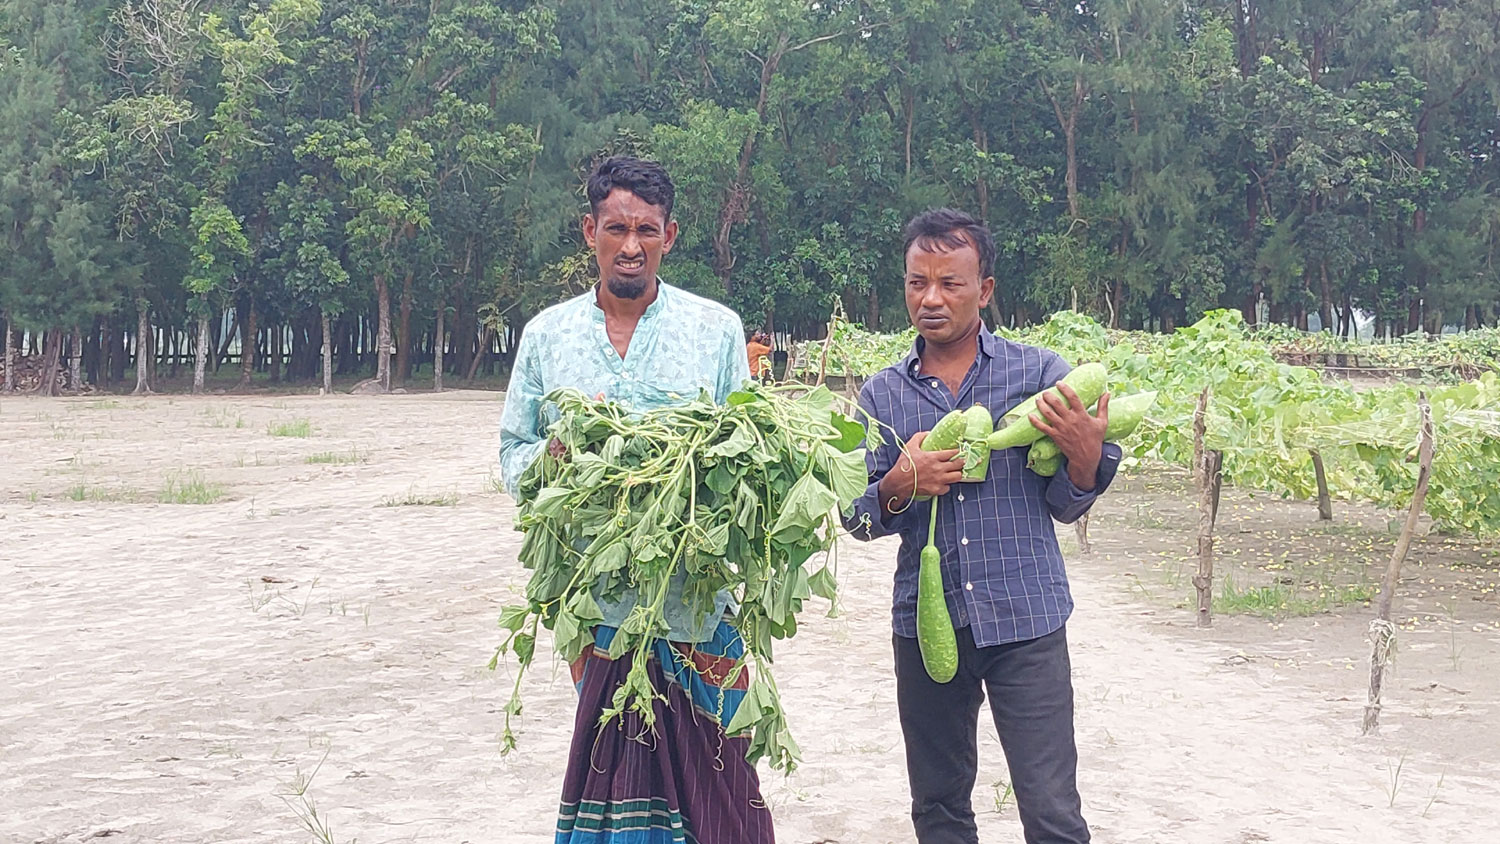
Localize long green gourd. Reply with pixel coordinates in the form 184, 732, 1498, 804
1027, 390, 1158, 466
916, 495, 958, 682
985, 363, 1109, 451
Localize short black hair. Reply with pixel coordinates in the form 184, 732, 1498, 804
903, 208, 995, 280
587, 156, 675, 223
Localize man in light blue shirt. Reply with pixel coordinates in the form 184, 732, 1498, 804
497, 157, 771, 844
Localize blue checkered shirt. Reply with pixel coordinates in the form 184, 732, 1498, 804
844, 330, 1121, 647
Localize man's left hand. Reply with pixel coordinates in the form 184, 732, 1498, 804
1030, 385, 1109, 491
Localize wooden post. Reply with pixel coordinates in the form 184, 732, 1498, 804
1310, 449, 1333, 521
1363, 394, 1435, 734
814, 324, 834, 388
1193, 387, 1221, 628
1074, 514, 1091, 555
1193, 388, 1206, 491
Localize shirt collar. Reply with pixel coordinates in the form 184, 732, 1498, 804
903, 322, 996, 377
590, 277, 669, 323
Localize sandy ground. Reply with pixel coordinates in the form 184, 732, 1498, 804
2, 392, 1497, 844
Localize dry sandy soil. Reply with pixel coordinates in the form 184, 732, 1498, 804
2, 392, 1497, 844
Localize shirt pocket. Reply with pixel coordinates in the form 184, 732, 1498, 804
642, 372, 716, 403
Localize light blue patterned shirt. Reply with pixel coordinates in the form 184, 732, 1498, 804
498, 280, 752, 643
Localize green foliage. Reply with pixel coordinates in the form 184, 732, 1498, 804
493, 384, 881, 772
810, 308, 1500, 536
3, 0, 1500, 384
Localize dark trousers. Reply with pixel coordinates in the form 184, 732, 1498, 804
894, 625, 1088, 844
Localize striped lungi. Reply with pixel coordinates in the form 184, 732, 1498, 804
554, 622, 775, 844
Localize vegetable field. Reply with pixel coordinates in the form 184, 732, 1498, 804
800, 310, 1500, 537
3, 393, 1498, 843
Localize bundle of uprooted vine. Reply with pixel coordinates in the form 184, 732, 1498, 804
492, 384, 881, 772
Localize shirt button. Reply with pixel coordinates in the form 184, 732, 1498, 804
961, 537, 969, 546
965, 582, 974, 591
957, 494, 965, 502
930, 380, 939, 388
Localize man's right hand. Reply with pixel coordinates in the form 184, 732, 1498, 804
877, 430, 964, 515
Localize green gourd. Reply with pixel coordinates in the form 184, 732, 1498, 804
916, 495, 958, 683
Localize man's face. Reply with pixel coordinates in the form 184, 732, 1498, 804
903, 235, 994, 346
583, 188, 678, 300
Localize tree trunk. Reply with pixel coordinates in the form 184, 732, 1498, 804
321, 310, 334, 395
2, 312, 14, 394
1038, 78, 1087, 222
332, 315, 348, 374
375, 273, 393, 390
1426, 307, 1444, 336
1110, 272, 1125, 329
193, 306, 211, 394
69, 326, 83, 390
84, 317, 101, 385
1245, 282, 1263, 326
1409, 116, 1431, 336
466, 325, 491, 382
715, 44, 779, 294
433, 300, 445, 393
37, 330, 63, 397
215, 309, 237, 371
1040, 73, 1086, 222
396, 270, 414, 384
452, 306, 475, 379
269, 323, 283, 382
1074, 515, 1091, 556
296, 323, 306, 379
133, 297, 153, 395
108, 318, 126, 384
1363, 395, 1434, 734
237, 298, 257, 390
1318, 263, 1334, 332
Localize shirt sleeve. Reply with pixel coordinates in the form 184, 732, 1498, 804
498, 324, 548, 498
1046, 441, 1122, 523
843, 378, 920, 541
717, 317, 752, 402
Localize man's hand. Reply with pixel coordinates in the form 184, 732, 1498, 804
877, 430, 965, 515
1030, 385, 1109, 491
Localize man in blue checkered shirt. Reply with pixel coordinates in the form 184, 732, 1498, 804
845, 209, 1121, 844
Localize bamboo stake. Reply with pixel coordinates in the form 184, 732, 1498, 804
1363, 394, 1435, 734
1193, 386, 1221, 628
1311, 449, 1333, 520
